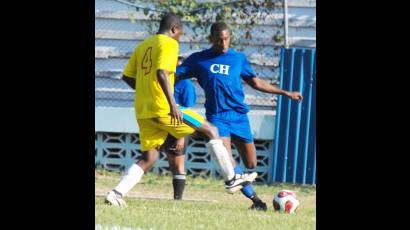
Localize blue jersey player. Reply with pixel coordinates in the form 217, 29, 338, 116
175, 22, 303, 210
174, 57, 197, 108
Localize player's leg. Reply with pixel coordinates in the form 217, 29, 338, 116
230, 138, 266, 210
220, 137, 235, 165
230, 115, 257, 171
217, 131, 264, 210
175, 106, 257, 193
229, 114, 267, 211
105, 119, 167, 206
171, 137, 186, 200
161, 134, 186, 200
106, 148, 159, 206
232, 137, 257, 169
169, 153, 186, 200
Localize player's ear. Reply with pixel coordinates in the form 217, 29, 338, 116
171, 24, 181, 35
170, 25, 176, 34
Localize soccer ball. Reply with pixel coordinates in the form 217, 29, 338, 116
273, 190, 300, 214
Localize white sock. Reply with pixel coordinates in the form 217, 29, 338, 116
173, 174, 186, 180
206, 139, 235, 181
114, 164, 144, 196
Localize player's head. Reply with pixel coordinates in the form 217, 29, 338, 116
177, 56, 184, 66
209, 22, 231, 54
158, 13, 183, 41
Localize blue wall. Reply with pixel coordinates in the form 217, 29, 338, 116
271, 48, 316, 185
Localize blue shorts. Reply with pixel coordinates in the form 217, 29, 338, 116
206, 111, 253, 143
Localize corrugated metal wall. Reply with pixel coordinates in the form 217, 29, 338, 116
271, 48, 316, 185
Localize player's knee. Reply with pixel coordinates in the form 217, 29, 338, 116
162, 142, 184, 156
244, 161, 257, 169
199, 122, 218, 139
140, 151, 159, 165
170, 148, 184, 156
206, 123, 219, 139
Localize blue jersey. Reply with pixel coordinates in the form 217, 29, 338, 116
174, 79, 196, 107
176, 48, 256, 117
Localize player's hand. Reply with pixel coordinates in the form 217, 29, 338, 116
287, 91, 303, 101
170, 103, 183, 127
175, 138, 185, 153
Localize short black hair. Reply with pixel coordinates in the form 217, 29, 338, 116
158, 13, 182, 32
209, 22, 230, 38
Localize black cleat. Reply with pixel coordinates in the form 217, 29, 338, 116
250, 200, 267, 211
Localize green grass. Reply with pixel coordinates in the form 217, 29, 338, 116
95, 170, 316, 230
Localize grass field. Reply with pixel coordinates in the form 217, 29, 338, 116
95, 170, 316, 230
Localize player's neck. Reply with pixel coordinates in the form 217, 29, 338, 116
157, 31, 175, 40
211, 47, 229, 55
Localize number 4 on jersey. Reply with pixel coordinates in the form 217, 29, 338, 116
141, 47, 152, 75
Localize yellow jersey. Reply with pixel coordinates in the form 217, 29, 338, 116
123, 34, 179, 119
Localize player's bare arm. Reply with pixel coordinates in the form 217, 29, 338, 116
243, 77, 303, 101
122, 75, 136, 90
157, 69, 183, 126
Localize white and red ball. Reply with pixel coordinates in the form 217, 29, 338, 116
273, 190, 300, 214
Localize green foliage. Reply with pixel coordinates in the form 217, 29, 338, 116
126, 0, 285, 48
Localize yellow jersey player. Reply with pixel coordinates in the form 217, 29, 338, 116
105, 13, 257, 206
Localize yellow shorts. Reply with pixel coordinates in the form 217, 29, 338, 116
137, 106, 205, 152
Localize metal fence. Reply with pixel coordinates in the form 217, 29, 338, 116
95, 0, 316, 110
95, 0, 315, 109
